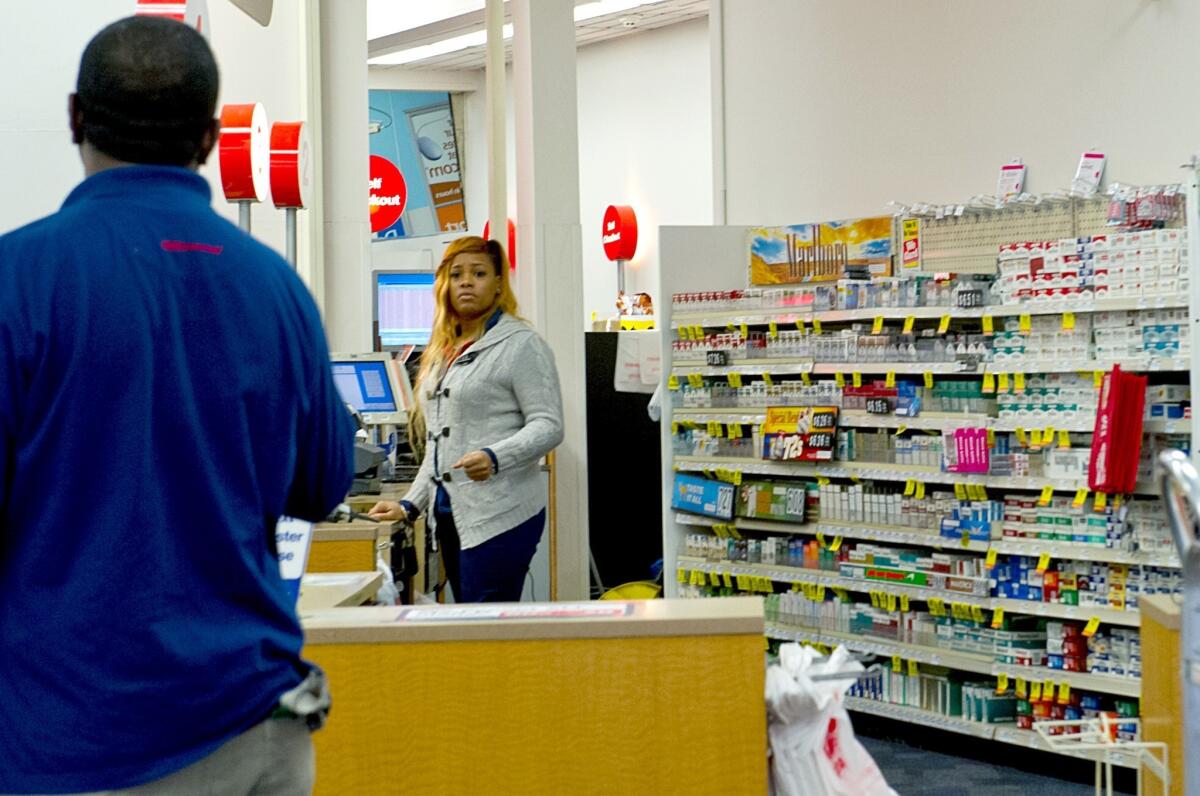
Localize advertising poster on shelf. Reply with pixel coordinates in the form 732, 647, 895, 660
748, 217, 894, 285
761, 406, 839, 462
671, 473, 736, 520
368, 90, 466, 239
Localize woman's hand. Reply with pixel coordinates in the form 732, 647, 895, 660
453, 450, 494, 482
367, 500, 409, 522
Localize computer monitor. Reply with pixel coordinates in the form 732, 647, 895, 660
374, 271, 436, 348
329, 352, 413, 425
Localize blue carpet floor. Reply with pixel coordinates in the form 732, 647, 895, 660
858, 732, 1135, 795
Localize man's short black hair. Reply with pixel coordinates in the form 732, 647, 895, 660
75, 15, 219, 166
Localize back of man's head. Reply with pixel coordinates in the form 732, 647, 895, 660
74, 16, 219, 167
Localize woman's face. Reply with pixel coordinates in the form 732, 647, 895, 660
448, 252, 501, 321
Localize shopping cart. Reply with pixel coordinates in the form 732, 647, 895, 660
1157, 449, 1200, 796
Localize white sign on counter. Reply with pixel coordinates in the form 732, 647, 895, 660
395, 603, 636, 622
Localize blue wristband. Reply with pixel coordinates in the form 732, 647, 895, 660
399, 500, 419, 521
482, 447, 499, 474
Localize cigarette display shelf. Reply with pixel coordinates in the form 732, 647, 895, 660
670, 296, 1187, 330
763, 623, 1140, 699
673, 456, 1160, 497
842, 697, 1140, 769
672, 408, 1185, 436
676, 556, 1140, 627
669, 357, 1189, 376
674, 512, 1177, 568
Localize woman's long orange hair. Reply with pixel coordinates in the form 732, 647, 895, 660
409, 236, 520, 447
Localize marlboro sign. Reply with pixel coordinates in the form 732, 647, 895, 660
602, 204, 638, 261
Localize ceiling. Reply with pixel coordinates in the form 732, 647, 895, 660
369, 0, 708, 71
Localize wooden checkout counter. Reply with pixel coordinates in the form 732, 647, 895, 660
298, 598, 767, 795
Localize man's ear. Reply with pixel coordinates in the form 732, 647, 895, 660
68, 94, 84, 145
195, 118, 220, 166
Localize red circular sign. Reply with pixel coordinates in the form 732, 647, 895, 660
369, 155, 407, 233
602, 204, 638, 261
483, 218, 517, 271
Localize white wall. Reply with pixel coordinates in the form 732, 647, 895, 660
0, 2, 308, 271
720, 0, 1200, 225
576, 18, 711, 322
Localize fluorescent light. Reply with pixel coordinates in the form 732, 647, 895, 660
574, 0, 666, 23
370, 23, 513, 66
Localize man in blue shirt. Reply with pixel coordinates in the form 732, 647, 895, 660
0, 16, 355, 795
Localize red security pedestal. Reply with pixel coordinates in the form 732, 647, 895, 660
219, 102, 270, 232
483, 218, 517, 271
270, 121, 309, 267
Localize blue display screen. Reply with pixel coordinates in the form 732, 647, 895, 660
377, 272, 435, 346
331, 361, 397, 413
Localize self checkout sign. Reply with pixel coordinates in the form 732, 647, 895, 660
602, 204, 638, 261
369, 154, 408, 234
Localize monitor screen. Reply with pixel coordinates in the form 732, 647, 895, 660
331, 360, 398, 413
376, 272, 436, 347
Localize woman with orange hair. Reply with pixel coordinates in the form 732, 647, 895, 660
369, 236, 563, 603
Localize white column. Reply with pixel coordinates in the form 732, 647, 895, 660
512, 0, 590, 600
318, 0, 371, 352
485, 0, 507, 243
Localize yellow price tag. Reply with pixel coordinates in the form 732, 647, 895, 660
1030, 681, 1042, 701
873, 316, 885, 335
1043, 680, 1056, 702
1043, 427, 1056, 447
991, 607, 1004, 628
692, 325, 704, 341
722, 572, 733, 588
885, 371, 896, 388
900, 594, 910, 612
1015, 677, 1028, 699
1016, 427, 1028, 447
762, 372, 774, 387
688, 372, 704, 388
924, 371, 934, 389
834, 372, 845, 388
985, 548, 998, 568
904, 479, 916, 496
797, 370, 811, 387
816, 477, 831, 486
938, 315, 951, 334
982, 372, 996, 393
1036, 553, 1052, 573
869, 591, 881, 608
886, 593, 898, 612
997, 372, 1009, 393
997, 673, 1010, 694
971, 605, 985, 623
903, 316, 915, 334
709, 571, 721, 587
833, 587, 849, 602
891, 654, 903, 673
954, 483, 968, 500
852, 372, 863, 388
1019, 313, 1032, 332
671, 421, 679, 434
908, 659, 920, 677
727, 372, 743, 388
1057, 430, 1071, 450
1073, 488, 1088, 508
960, 531, 971, 548
667, 374, 680, 391
986, 428, 996, 448
1062, 312, 1075, 331
1093, 369, 1104, 389
1014, 372, 1026, 392
796, 319, 807, 333
915, 481, 926, 500
739, 323, 749, 338
1094, 492, 1107, 511
830, 536, 843, 552
811, 318, 823, 335
768, 321, 778, 339
895, 424, 908, 436
677, 568, 687, 584
982, 315, 994, 335
1038, 485, 1053, 506
1083, 617, 1101, 637
1058, 682, 1071, 704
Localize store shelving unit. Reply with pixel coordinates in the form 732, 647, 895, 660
657, 190, 1200, 761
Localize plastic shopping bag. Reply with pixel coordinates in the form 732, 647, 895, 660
766, 643, 897, 796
